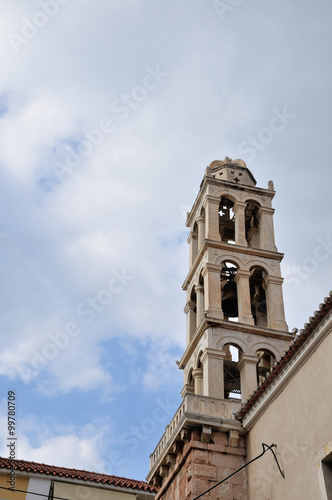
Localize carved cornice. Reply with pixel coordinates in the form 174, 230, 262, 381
182, 240, 284, 291
186, 176, 276, 228
178, 319, 292, 370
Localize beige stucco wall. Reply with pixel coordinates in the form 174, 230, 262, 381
54, 481, 135, 500
245, 318, 332, 499
0, 474, 29, 500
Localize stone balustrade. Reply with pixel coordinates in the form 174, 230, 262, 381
149, 393, 241, 472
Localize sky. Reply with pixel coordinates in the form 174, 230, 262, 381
0, 0, 331, 482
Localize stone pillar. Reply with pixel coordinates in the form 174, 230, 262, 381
196, 216, 205, 250
202, 264, 223, 320
235, 270, 255, 325
192, 368, 203, 396
184, 301, 196, 344
196, 285, 204, 328
238, 354, 258, 402
234, 202, 248, 247
265, 276, 288, 331
188, 232, 198, 268
204, 195, 221, 242
201, 348, 226, 398
259, 207, 277, 251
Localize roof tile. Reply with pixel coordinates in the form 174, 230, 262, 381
0, 457, 157, 494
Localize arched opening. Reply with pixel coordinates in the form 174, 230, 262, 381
199, 272, 204, 287
189, 286, 197, 339
221, 262, 238, 322
223, 344, 242, 399
219, 197, 235, 243
195, 273, 205, 329
191, 221, 198, 262
198, 207, 205, 249
245, 201, 260, 248
256, 349, 275, 384
249, 267, 267, 327
187, 368, 194, 392
193, 352, 204, 396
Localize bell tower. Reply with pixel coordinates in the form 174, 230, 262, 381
147, 158, 293, 499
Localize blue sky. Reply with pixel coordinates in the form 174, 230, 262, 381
0, 0, 331, 481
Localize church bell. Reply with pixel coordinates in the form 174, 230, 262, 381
221, 281, 238, 318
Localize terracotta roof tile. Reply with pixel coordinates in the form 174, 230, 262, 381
236, 291, 332, 420
0, 457, 157, 493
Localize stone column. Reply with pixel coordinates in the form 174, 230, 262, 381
238, 354, 258, 402
202, 264, 223, 320
234, 202, 248, 247
201, 348, 226, 398
184, 301, 196, 344
188, 232, 198, 268
192, 368, 203, 396
235, 270, 255, 325
196, 216, 205, 250
203, 195, 221, 242
196, 285, 204, 328
265, 276, 288, 331
259, 207, 277, 251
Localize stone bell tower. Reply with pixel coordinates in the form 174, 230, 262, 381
147, 158, 293, 499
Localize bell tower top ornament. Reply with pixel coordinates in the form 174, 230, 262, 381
206, 156, 257, 187
210, 156, 246, 167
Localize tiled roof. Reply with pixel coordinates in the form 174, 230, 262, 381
0, 457, 157, 493
236, 291, 332, 419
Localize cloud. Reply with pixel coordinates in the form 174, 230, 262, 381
0, 0, 331, 480
0, 404, 109, 471
142, 345, 183, 392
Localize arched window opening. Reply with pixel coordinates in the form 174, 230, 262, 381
245, 202, 260, 248
190, 288, 197, 312
221, 262, 238, 322
199, 273, 204, 287
191, 221, 199, 263
192, 353, 204, 396
250, 268, 267, 327
219, 197, 235, 243
256, 350, 275, 384
189, 287, 197, 339
188, 369, 194, 390
223, 344, 241, 399
194, 273, 205, 329
197, 208, 205, 250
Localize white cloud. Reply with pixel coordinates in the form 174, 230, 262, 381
0, 405, 109, 471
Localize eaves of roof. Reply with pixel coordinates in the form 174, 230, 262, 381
0, 457, 157, 494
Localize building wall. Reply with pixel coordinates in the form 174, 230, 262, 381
54, 482, 135, 500
0, 474, 29, 500
245, 316, 332, 499
0, 471, 149, 500
26, 477, 51, 500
